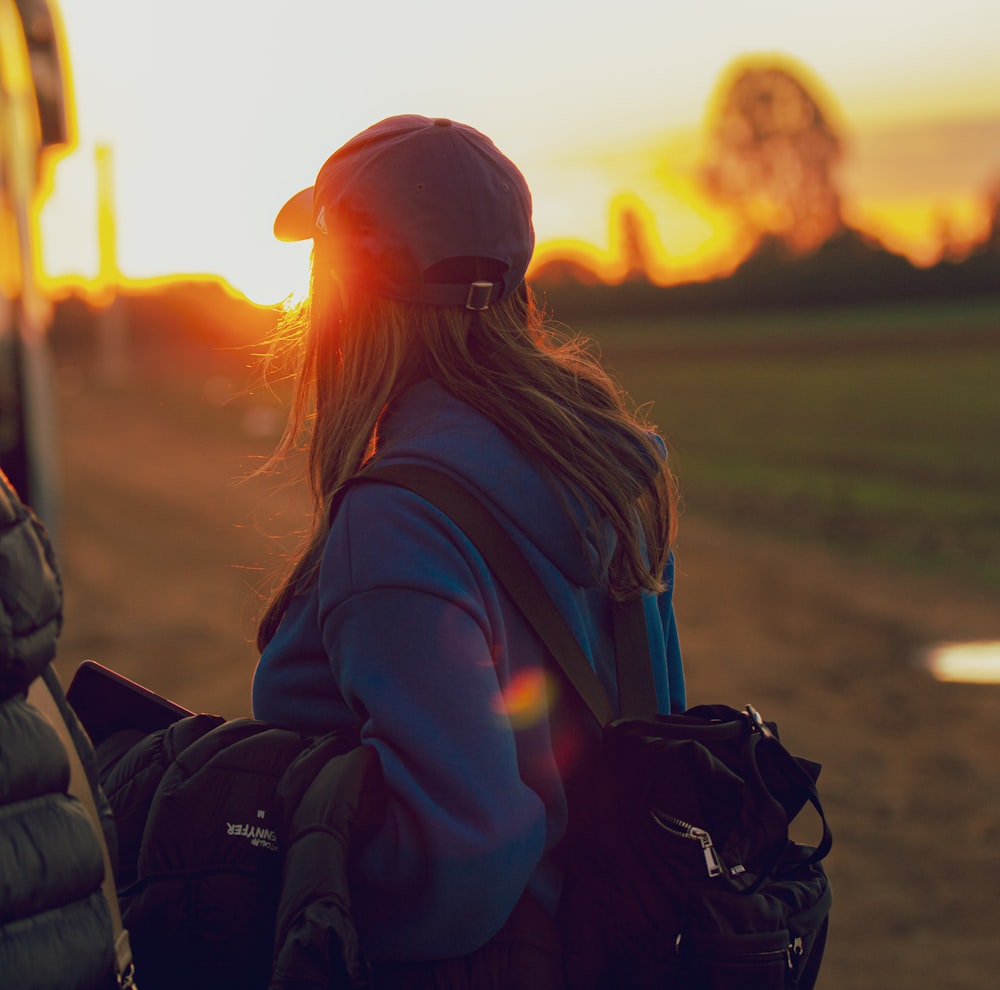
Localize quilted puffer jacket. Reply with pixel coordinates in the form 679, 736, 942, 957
0, 470, 119, 990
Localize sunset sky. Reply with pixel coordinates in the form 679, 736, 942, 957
37, 0, 1000, 306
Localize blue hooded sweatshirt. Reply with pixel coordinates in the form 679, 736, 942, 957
252, 379, 684, 962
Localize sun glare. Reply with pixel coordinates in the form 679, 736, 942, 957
922, 642, 1000, 684
846, 196, 991, 266
530, 181, 751, 289
35, 135, 993, 307
30, 45, 997, 307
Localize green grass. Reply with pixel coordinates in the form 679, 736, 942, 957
575, 295, 1000, 590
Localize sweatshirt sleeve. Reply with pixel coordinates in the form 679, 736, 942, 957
316, 484, 548, 961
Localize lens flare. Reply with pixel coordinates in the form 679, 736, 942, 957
492, 668, 556, 729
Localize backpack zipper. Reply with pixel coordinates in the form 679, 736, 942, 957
650, 809, 724, 878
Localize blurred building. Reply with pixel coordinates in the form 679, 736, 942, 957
0, 0, 72, 529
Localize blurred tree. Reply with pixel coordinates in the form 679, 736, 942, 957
702, 58, 845, 255
619, 204, 652, 282
933, 210, 964, 264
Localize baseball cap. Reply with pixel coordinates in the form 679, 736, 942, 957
274, 115, 535, 310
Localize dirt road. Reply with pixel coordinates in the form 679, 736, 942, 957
51, 356, 1000, 990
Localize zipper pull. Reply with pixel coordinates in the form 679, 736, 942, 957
787, 936, 804, 971
649, 810, 727, 879
691, 827, 724, 878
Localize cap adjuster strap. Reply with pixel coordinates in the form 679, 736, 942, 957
465, 281, 495, 311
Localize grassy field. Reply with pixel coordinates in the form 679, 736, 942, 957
572, 295, 1000, 591
51, 291, 1000, 989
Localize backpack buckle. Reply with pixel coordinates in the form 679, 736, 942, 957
745, 704, 775, 739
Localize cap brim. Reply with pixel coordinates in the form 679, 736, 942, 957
273, 187, 315, 241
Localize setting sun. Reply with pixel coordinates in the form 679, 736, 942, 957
29, 0, 1000, 307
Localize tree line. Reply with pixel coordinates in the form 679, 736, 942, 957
534, 56, 1000, 316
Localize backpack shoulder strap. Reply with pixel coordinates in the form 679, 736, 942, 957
611, 596, 658, 719
351, 463, 654, 725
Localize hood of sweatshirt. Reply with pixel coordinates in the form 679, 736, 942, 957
372, 379, 605, 589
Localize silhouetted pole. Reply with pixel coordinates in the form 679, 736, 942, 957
96, 142, 127, 385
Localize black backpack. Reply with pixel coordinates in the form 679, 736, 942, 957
97, 715, 378, 990
359, 463, 832, 990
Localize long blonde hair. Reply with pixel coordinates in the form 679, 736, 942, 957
257, 260, 679, 650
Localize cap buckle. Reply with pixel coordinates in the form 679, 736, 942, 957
465, 281, 495, 311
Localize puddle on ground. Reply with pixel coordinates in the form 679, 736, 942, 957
919, 641, 1000, 684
